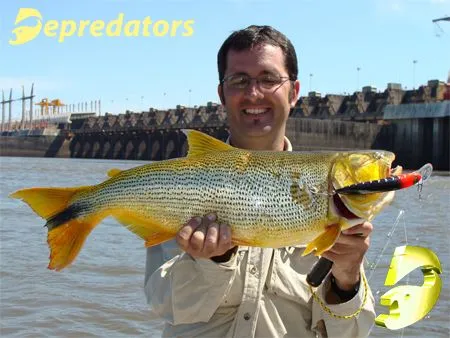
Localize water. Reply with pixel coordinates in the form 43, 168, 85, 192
0, 157, 449, 337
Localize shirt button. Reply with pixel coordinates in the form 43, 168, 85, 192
250, 266, 257, 274
244, 312, 251, 320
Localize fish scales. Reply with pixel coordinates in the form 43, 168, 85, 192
80, 150, 337, 248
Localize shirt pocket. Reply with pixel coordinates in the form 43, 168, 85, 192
219, 246, 249, 307
265, 247, 319, 304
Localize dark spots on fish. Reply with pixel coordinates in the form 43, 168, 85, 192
290, 182, 312, 208
291, 172, 301, 181
235, 152, 251, 174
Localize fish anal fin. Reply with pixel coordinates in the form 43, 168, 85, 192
232, 238, 254, 246
47, 214, 103, 271
113, 211, 175, 246
302, 224, 341, 257
107, 168, 123, 178
182, 129, 233, 157
145, 232, 175, 247
232, 232, 268, 247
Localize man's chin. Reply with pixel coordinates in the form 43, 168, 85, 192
239, 124, 273, 137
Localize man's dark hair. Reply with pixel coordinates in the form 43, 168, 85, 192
217, 25, 298, 83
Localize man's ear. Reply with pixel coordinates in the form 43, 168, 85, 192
290, 80, 300, 107
218, 84, 226, 105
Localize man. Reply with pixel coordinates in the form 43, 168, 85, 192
144, 25, 376, 337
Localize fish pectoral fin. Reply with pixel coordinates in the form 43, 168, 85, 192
112, 211, 175, 246
301, 224, 341, 257
107, 168, 123, 178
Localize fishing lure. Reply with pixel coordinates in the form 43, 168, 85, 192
335, 163, 433, 195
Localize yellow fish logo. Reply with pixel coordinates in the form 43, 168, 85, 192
375, 246, 442, 330
9, 8, 43, 46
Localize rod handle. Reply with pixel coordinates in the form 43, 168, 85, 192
306, 257, 333, 287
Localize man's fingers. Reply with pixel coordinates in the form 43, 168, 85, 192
217, 223, 232, 252
334, 233, 370, 247
191, 223, 208, 251
176, 216, 201, 249
203, 222, 220, 254
321, 251, 337, 262
341, 222, 373, 236
176, 213, 235, 258
327, 241, 361, 254
181, 213, 218, 254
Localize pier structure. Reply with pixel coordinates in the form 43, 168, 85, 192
71, 79, 449, 170
70, 102, 229, 160
1, 79, 449, 170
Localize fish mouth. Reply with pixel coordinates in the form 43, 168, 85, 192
330, 151, 396, 221
329, 193, 365, 228
332, 194, 360, 220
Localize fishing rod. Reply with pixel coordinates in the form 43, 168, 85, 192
306, 163, 433, 288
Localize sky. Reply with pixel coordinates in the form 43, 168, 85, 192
1, 0, 449, 120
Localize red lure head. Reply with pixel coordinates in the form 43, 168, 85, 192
398, 172, 422, 189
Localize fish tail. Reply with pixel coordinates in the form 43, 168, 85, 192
10, 186, 103, 271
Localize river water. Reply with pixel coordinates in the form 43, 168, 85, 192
0, 157, 449, 337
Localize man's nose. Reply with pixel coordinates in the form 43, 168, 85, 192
244, 79, 264, 99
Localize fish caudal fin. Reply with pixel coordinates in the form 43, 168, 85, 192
9, 186, 102, 271
9, 187, 87, 219
47, 215, 101, 271
302, 224, 342, 257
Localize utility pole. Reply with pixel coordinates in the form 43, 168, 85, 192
413, 60, 418, 90
1, 90, 4, 132
356, 67, 361, 92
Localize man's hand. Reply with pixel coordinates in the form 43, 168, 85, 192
322, 221, 373, 291
176, 213, 235, 259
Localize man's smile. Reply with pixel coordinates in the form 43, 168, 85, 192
242, 108, 270, 115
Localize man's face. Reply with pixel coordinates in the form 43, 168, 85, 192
218, 44, 300, 143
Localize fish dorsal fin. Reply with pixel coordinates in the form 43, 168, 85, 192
182, 129, 233, 157
107, 168, 122, 178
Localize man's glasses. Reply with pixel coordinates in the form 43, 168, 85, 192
221, 73, 290, 90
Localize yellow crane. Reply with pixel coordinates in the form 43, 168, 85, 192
35, 98, 50, 117
35, 98, 66, 117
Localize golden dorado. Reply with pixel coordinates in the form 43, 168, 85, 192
10, 130, 399, 271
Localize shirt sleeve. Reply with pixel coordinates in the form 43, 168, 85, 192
144, 250, 239, 325
311, 267, 376, 338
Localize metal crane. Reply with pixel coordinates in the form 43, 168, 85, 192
433, 16, 449, 37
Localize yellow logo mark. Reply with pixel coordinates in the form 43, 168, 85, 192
9, 8, 43, 45
9, 8, 195, 45
375, 245, 442, 330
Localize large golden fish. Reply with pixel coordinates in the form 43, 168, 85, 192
10, 130, 398, 271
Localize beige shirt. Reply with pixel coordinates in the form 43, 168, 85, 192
144, 136, 376, 337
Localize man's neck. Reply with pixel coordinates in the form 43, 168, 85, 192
229, 134, 286, 151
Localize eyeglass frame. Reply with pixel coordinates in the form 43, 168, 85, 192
220, 73, 293, 90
